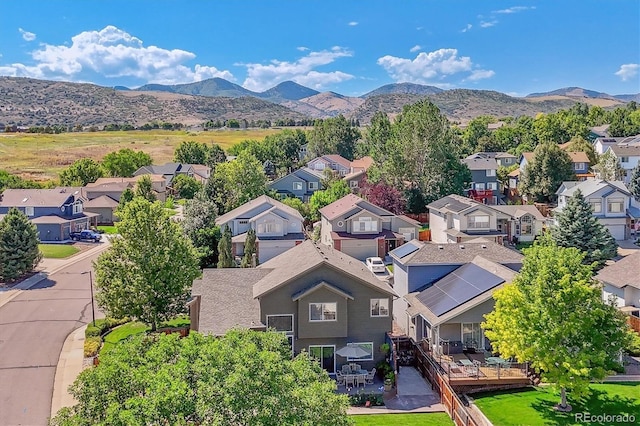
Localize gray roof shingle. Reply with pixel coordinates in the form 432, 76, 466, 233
216, 195, 304, 225
596, 251, 640, 290
393, 240, 523, 267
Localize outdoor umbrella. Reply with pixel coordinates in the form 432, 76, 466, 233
335, 345, 369, 358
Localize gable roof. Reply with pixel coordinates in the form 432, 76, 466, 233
491, 204, 546, 220
596, 251, 640, 290
462, 158, 498, 170
391, 239, 523, 267
609, 144, 640, 157
566, 151, 590, 163
350, 156, 374, 171
0, 188, 73, 207
83, 195, 119, 208
191, 269, 273, 335
321, 154, 351, 169
556, 179, 631, 197
253, 240, 397, 298
291, 281, 354, 301
269, 167, 323, 187
406, 256, 516, 325
216, 195, 304, 225
136, 162, 189, 176
91, 175, 166, 185
427, 194, 485, 214
319, 193, 395, 221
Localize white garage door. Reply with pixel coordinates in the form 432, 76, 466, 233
341, 240, 378, 261
259, 241, 296, 263
607, 224, 625, 240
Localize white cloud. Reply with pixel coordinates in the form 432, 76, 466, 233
348, 21, 358, 26
494, 6, 536, 14
410, 45, 422, 53
242, 46, 354, 91
467, 69, 495, 81
19, 28, 36, 41
461, 24, 473, 33
0, 25, 233, 84
480, 20, 498, 28
377, 48, 494, 85
297, 46, 309, 51
615, 63, 639, 82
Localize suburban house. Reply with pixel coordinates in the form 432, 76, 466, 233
0, 188, 99, 241
466, 152, 518, 168
134, 162, 211, 188
588, 124, 611, 142
603, 144, 640, 184
405, 256, 516, 352
319, 194, 421, 260
462, 157, 499, 205
189, 240, 397, 373
555, 179, 640, 240
268, 167, 324, 201
215, 195, 306, 263
428, 194, 546, 245
593, 134, 640, 155
598, 251, 640, 309
307, 155, 351, 177
344, 156, 374, 192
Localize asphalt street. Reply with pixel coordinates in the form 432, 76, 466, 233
0, 252, 104, 426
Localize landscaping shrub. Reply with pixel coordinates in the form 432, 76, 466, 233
375, 360, 393, 380
84, 337, 102, 357
83, 317, 130, 358
349, 392, 384, 407
627, 332, 640, 356
85, 324, 102, 338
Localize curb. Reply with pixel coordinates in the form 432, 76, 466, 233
50, 325, 88, 418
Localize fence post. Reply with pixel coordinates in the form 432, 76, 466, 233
497, 364, 501, 379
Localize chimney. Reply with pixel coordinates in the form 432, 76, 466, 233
251, 253, 257, 268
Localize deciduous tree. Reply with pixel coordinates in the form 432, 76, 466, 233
206, 143, 228, 170
182, 190, 220, 268
483, 238, 631, 411
210, 151, 267, 213
93, 198, 200, 331
101, 148, 152, 177
59, 158, 104, 186
566, 135, 598, 166
551, 189, 618, 269
308, 115, 361, 160
518, 142, 575, 202
50, 330, 350, 426
308, 180, 351, 221
171, 174, 202, 199
0, 208, 42, 283
134, 175, 156, 202
174, 140, 208, 164
361, 180, 406, 214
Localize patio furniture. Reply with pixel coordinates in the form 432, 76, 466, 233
366, 368, 376, 384
356, 374, 366, 388
345, 374, 355, 388
341, 365, 351, 374
486, 356, 507, 366
336, 371, 345, 386
458, 359, 474, 367
354, 364, 362, 371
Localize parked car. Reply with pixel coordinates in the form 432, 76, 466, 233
70, 230, 102, 242
366, 257, 386, 273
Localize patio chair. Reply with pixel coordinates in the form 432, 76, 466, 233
354, 364, 362, 371
366, 368, 376, 384
345, 374, 355, 388
341, 365, 351, 374
336, 372, 345, 387
356, 374, 366, 388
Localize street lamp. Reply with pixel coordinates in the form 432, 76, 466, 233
81, 270, 96, 326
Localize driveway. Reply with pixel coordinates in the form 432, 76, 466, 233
0, 248, 107, 426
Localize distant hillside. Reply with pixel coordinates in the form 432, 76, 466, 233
0, 77, 306, 127
260, 81, 319, 101
361, 82, 443, 98
614, 93, 640, 102
295, 92, 365, 117
136, 77, 257, 98
527, 86, 617, 100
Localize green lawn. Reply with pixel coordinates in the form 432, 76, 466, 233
474, 383, 640, 426
515, 241, 534, 252
350, 413, 453, 425
100, 321, 149, 353
97, 225, 118, 234
38, 244, 80, 258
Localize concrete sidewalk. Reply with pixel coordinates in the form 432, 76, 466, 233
50, 325, 88, 418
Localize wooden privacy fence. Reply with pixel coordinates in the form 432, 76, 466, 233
628, 314, 640, 334
413, 341, 479, 426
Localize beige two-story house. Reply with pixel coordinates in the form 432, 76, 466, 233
319, 194, 420, 260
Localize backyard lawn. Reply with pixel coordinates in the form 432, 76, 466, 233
100, 316, 191, 353
473, 383, 640, 426
97, 225, 118, 234
38, 244, 80, 259
350, 413, 453, 425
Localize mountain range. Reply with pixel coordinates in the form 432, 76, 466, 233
0, 76, 637, 128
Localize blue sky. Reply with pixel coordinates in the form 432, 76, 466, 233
0, 0, 638, 97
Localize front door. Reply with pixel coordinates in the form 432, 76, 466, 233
309, 345, 335, 374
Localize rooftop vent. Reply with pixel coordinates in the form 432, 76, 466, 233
459, 245, 465, 249
481, 244, 487, 249
22, 197, 28, 203
438, 245, 444, 250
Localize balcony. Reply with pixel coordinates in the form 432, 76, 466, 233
467, 189, 495, 204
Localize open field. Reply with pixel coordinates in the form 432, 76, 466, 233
473, 383, 640, 426
0, 128, 283, 181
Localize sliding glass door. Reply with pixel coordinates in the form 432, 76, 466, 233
309, 345, 335, 374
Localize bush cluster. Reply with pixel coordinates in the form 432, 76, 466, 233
83, 317, 130, 358
349, 391, 384, 407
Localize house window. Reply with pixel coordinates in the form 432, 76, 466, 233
346, 342, 374, 361
308, 181, 318, 190
370, 298, 389, 317
72, 201, 83, 214
574, 162, 583, 170
314, 162, 325, 170
607, 198, 624, 213
238, 220, 249, 225
467, 215, 490, 229
474, 183, 486, 190
520, 215, 532, 235
24, 206, 34, 217
589, 199, 602, 213
293, 182, 303, 191
257, 221, 281, 234
504, 158, 512, 164
354, 217, 377, 232
462, 323, 483, 350
621, 157, 629, 163
486, 182, 497, 191
399, 227, 415, 241
350, 180, 359, 188
309, 303, 337, 321
266, 314, 294, 333
486, 169, 496, 177
309, 345, 335, 373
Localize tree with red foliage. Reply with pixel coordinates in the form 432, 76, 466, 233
361, 179, 406, 214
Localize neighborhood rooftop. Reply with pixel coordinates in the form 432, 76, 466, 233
216, 194, 303, 224
596, 251, 640, 290
391, 239, 524, 266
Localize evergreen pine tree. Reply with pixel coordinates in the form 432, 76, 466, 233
0, 207, 42, 282
217, 225, 234, 268
241, 228, 258, 268
550, 189, 618, 269
628, 164, 640, 202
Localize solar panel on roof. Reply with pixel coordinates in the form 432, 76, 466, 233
392, 241, 420, 259
416, 263, 504, 317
